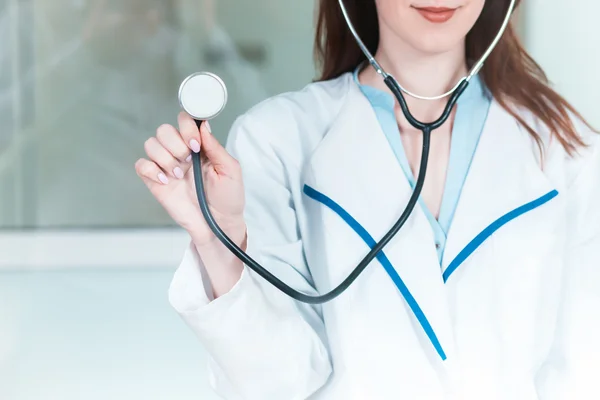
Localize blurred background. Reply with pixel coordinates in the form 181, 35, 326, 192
0, 0, 598, 399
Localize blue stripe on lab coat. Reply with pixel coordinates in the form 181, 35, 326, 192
303, 184, 447, 361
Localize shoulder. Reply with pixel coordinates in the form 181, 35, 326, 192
500, 102, 600, 236
225, 73, 353, 169
511, 103, 600, 189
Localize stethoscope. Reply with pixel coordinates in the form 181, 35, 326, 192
177, 0, 517, 304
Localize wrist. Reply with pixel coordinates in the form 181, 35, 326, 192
189, 220, 247, 299
190, 218, 247, 252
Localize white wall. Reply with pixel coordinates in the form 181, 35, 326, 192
0, 269, 221, 400
523, 0, 600, 127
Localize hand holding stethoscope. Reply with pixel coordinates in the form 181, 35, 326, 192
134, 79, 248, 253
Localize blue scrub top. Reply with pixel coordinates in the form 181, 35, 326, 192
353, 69, 492, 263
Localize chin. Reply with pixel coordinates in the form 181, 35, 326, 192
407, 33, 466, 55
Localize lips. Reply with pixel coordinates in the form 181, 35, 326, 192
413, 6, 457, 23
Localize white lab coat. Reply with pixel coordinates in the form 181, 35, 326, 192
169, 73, 600, 400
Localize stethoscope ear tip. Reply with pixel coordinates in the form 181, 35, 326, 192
178, 72, 228, 121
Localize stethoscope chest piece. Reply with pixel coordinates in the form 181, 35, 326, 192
178, 72, 228, 120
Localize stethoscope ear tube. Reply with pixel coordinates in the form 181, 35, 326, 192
338, 0, 517, 100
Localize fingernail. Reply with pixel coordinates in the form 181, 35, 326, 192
186, 154, 192, 162
190, 139, 200, 153
158, 173, 169, 185
173, 167, 184, 179
205, 121, 211, 133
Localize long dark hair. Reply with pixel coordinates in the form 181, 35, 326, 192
314, 0, 593, 154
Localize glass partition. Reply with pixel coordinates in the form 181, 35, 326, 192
0, 0, 317, 229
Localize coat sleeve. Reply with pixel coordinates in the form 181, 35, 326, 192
168, 112, 332, 400
537, 131, 600, 399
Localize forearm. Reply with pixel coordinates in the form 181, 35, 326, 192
190, 221, 247, 299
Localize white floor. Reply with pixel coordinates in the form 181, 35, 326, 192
0, 269, 222, 400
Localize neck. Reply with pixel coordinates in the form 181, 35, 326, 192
359, 38, 468, 124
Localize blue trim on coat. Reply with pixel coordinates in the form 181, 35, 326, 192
303, 184, 447, 361
443, 190, 559, 283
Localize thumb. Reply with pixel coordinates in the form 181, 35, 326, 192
200, 122, 237, 172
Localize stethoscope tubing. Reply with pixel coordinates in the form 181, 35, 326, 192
192, 76, 467, 304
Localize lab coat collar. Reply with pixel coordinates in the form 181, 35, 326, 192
303, 73, 558, 365
440, 99, 558, 281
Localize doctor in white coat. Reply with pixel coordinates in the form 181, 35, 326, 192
135, 0, 600, 398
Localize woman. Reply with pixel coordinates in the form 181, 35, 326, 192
135, 1, 600, 398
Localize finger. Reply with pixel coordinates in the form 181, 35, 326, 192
135, 158, 170, 185
200, 122, 237, 171
144, 137, 185, 180
177, 111, 202, 154
156, 124, 192, 164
